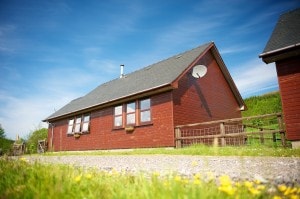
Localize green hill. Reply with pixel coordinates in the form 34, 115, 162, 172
242, 91, 282, 117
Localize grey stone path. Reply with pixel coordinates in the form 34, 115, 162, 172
26, 155, 300, 184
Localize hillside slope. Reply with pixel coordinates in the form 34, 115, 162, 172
242, 91, 282, 117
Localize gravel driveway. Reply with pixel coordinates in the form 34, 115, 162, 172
26, 155, 300, 185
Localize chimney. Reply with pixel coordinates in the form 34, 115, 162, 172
120, 64, 124, 78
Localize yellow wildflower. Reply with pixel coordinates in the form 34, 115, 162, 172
193, 179, 201, 185
244, 181, 253, 188
290, 194, 299, 199
248, 187, 261, 195
74, 175, 81, 183
174, 175, 181, 182
254, 179, 261, 184
278, 184, 287, 192
284, 186, 298, 196
85, 173, 92, 179
20, 157, 28, 162
193, 173, 201, 180
272, 196, 282, 199
182, 179, 189, 185
257, 185, 266, 191
219, 175, 232, 186
163, 181, 169, 188
218, 185, 236, 196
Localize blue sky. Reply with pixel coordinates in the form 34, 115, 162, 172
0, 0, 299, 140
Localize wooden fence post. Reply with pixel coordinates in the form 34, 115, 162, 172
277, 115, 286, 147
259, 128, 265, 144
175, 128, 182, 148
220, 122, 225, 146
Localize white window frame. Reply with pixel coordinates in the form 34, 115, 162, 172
140, 98, 151, 124
114, 105, 123, 128
67, 119, 74, 134
126, 102, 136, 125
67, 114, 90, 134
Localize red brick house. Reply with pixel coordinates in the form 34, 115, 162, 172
259, 8, 300, 148
43, 42, 245, 151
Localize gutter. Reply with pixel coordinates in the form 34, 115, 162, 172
259, 43, 300, 58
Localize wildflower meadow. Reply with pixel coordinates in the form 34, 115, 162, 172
0, 157, 299, 199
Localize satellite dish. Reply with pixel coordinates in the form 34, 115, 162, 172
192, 65, 207, 78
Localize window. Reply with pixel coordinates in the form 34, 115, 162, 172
140, 99, 151, 123
67, 119, 74, 134
74, 117, 82, 133
82, 115, 90, 132
126, 102, 136, 125
114, 105, 123, 127
67, 114, 90, 134
113, 98, 151, 129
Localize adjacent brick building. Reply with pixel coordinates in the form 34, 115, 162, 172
260, 8, 300, 148
43, 42, 245, 151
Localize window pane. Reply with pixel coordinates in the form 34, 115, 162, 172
126, 114, 135, 125
114, 116, 122, 127
141, 110, 151, 122
115, 105, 122, 115
67, 119, 74, 133
74, 117, 81, 132
83, 115, 90, 122
82, 122, 89, 132
76, 117, 81, 123
140, 99, 150, 110
127, 102, 135, 113
74, 123, 81, 132
67, 125, 73, 134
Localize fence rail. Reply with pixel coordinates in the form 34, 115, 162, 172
174, 113, 286, 148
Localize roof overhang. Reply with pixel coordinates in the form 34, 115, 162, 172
171, 42, 246, 111
210, 45, 247, 111
44, 84, 174, 123
259, 43, 300, 64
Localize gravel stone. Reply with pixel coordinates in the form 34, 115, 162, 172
26, 155, 300, 185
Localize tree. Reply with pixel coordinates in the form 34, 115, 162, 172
0, 124, 5, 138
0, 125, 13, 155
26, 128, 48, 154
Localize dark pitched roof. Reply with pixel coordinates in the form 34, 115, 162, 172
45, 42, 214, 121
259, 8, 300, 62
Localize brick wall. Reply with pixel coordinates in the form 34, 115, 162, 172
173, 50, 242, 126
48, 92, 175, 151
276, 56, 300, 141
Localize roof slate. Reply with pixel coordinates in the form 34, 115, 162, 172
261, 8, 300, 54
45, 42, 212, 121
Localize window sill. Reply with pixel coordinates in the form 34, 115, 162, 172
67, 132, 89, 137
112, 123, 153, 131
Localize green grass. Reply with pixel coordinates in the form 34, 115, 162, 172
1, 157, 299, 199
42, 144, 300, 157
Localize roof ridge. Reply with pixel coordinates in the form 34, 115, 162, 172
85, 42, 213, 95
107, 42, 213, 80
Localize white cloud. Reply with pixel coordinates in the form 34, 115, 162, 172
219, 45, 258, 54
0, 96, 45, 140
0, 66, 106, 140
231, 59, 278, 97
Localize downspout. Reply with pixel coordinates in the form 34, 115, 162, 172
47, 122, 55, 150
51, 123, 54, 150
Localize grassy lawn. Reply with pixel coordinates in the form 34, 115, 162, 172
43, 144, 300, 157
1, 157, 299, 199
